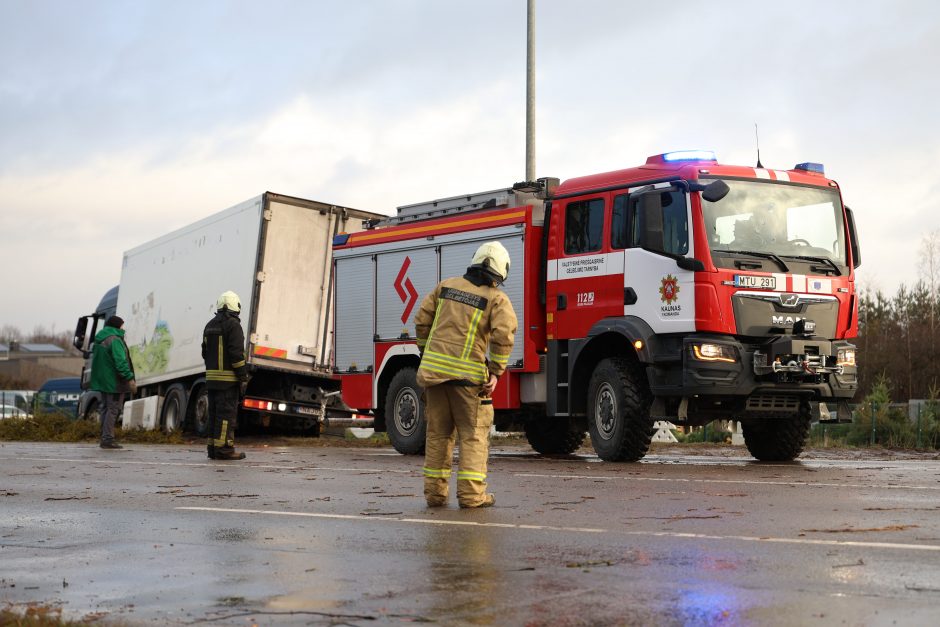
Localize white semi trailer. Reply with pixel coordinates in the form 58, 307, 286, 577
74, 192, 383, 434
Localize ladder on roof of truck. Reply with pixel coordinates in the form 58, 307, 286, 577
378, 177, 559, 227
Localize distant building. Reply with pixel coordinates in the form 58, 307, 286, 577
0, 342, 83, 389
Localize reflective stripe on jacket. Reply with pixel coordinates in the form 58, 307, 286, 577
414, 275, 517, 388
202, 310, 248, 389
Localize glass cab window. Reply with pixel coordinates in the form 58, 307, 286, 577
631, 189, 689, 255
702, 179, 847, 266
564, 198, 604, 255
611, 194, 629, 250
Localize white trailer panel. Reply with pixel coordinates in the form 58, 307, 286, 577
119, 193, 381, 387
119, 196, 263, 387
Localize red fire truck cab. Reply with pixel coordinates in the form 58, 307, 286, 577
332, 150, 860, 462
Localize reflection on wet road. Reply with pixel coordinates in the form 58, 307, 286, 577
1, 442, 938, 625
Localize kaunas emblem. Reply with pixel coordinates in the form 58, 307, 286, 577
660, 274, 681, 317
660, 274, 680, 304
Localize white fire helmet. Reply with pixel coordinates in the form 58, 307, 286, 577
217, 291, 241, 313
470, 241, 511, 283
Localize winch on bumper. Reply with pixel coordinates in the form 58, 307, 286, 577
646, 333, 857, 423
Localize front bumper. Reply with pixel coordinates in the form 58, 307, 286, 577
647, 335, 858, 402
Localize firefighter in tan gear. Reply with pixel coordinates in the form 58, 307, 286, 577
414, 241, 517, 508
202, 291, 250, 460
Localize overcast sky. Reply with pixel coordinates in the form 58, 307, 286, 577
2, 0, 939, 336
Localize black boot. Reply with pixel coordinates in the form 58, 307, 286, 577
214, 450, 246, 460
207, 445, 215, 459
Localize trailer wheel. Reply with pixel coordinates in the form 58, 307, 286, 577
162, 384, 187, 433
385, 367, 426, 455
524, 418, 585, 455
587, 357, 654, 462
190, 387, 209, 437
742, 404, 811, 462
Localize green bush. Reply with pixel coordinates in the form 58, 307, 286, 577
0, 411, 184, 444
0, 411, 99, 442
845, 375, 940, 449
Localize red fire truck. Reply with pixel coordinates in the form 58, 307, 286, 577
331, 150, 860, 462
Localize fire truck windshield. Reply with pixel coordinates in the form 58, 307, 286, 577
700, 179, 847, 267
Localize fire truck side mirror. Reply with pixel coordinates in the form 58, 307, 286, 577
701, 180, 730, 203
845, 206, 862, 269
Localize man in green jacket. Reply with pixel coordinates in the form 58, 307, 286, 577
90, 316, 136, 449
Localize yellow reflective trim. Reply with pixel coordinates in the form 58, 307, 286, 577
423, 351, 486, 376
231, 359, 246, 368
421, 354, 488, 382
423, 467, 452, 478
457, 471, 486, 481
421, 362, 487, 383
488, 352, 510, 365
426, 298, 445, 344
206, 370, 238, 381
212, 420, 229, 447
461, 308, 483, 360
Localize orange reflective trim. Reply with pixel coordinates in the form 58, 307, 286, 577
253, 345, 288, 359
349, 210, 526, 243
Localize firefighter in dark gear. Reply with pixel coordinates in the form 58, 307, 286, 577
415, 241, 517, 508
202, 291, 250, 460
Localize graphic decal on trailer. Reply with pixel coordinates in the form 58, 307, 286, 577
394, 256, 419, 324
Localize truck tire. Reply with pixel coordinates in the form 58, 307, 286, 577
162, 384, 187, 433
385, 367, 426, 455
587, 357, 654, 462
190, 387, 209, 437
524, 418, 585, 455
742, 404, 811, 462
84, 398, 101, 423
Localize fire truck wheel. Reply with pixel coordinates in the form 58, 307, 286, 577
385, 367, 426, 455
587, 357, 654, 462
741, 404, 811, 461
524, 419, 585, 455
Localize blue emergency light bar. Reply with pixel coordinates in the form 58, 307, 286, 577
662, 150, 718, 162
794, 162, 825, 175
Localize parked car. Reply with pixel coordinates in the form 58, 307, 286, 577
0, 390, 34, 413
33, 377, 82, 418
0, 404, 29, 419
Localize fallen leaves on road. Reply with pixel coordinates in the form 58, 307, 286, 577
173, 493, 260, 499
801, 524, 919, 533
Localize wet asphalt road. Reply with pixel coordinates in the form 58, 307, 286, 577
1, 441, 939, 626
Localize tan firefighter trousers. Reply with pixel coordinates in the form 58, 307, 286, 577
423, 383, 494, 507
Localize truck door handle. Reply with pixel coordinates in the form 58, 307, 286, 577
557, 294, 567, 310
624, 288, 637, 305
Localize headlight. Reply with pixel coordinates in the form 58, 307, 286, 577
690, 342, 738, 363
837, 348, 856, 367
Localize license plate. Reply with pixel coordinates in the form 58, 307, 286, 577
295, 406, 319, 415
734, 274, 776, 289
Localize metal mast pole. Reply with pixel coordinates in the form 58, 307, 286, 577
525, 0, 536, 182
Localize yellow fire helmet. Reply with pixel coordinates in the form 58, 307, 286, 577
216, 290, 241, 313
470, 241, 511, 283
